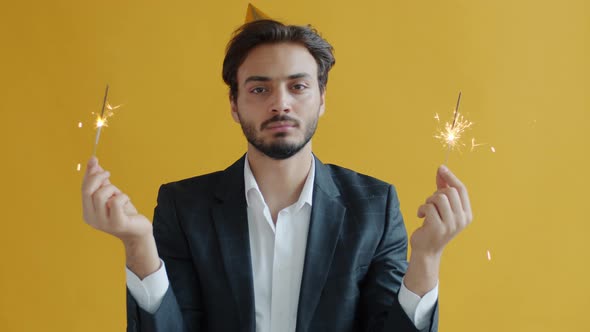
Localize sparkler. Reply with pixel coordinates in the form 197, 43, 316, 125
91, 84, 121, 156
434, 92, 473, 165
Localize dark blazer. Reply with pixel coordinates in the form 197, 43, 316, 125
127, 155, 439, 332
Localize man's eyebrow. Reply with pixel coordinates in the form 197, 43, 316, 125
243, 73, 312, 84
244, 76, 271, 84
287, 73, 311, 80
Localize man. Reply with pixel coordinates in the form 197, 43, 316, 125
82, 19, 472, 332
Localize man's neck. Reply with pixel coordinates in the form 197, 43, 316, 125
247, 144, 313, 222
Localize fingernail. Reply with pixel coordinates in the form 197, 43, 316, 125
439, 165, 448, 173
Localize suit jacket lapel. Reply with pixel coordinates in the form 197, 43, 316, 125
211, 155, 256, 332
296, 156, 347, 332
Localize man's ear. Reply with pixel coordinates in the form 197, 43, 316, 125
230, 96, 240, 123
319, 90, 326, 117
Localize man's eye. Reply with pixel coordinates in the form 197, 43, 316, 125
251, 87, 267, 94
292, 84, 307, 90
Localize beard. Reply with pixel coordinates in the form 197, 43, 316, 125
238, 111, 319, 160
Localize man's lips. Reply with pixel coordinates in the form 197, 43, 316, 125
265, 121, 297, 130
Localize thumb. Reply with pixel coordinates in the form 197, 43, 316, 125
87, 156, 98, 168
436, 165, 449, 189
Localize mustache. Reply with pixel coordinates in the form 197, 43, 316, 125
260, 115, 300, 130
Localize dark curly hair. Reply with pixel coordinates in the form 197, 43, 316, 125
222, 19, 336, 102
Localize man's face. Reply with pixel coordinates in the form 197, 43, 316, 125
230, 42, 326, 160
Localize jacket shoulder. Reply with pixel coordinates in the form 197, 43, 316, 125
323, 163, 395, 194
321, 163, 401, 211
156, 170, 226, 205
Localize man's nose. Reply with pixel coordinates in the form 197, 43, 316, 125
269, 86, 292, 113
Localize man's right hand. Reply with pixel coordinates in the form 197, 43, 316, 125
81, 156, 152, 241
81, 156, 161, 279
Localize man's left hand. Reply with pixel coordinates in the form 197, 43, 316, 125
403, 165, 473, 296
411, 165, 473, 257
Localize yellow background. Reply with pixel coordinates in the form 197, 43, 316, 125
1, 0, 588, 331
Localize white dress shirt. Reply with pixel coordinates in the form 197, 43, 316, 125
126, 156, 438, 331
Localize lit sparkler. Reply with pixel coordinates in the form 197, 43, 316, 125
434, 92, 473, 165
91, 84, 121, 156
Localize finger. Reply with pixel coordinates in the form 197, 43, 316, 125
93, 184, 122, 224
417, 203, 442, 224
417, 204, 446, 236
426, 192, 454, 224
84, 157, 104, 179
436, 166, 449, 190
437, 187, 463, 215
102, 177, 112, 186
84, 168, 110, 193
82, 170, 111, 220
437, 165, 463, 188
437, 165, 472, 219
87, 156, 98, 171
82, 158, 106, 192
108, 193, 131, 227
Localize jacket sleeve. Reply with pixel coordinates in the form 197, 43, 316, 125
360, 185, 439, 332
127, 184, 205, 332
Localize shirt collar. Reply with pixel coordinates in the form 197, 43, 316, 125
244, 154, 315, 210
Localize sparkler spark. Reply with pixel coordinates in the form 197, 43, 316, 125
77, 163, 81, 171
434, 92, 473, 164
435, 109, 472, 150
91, 85, 121, 156
78, 122, 83, 128
470, 138, 485, 152
486, 250, 491, 261
92, 102, 120, 129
